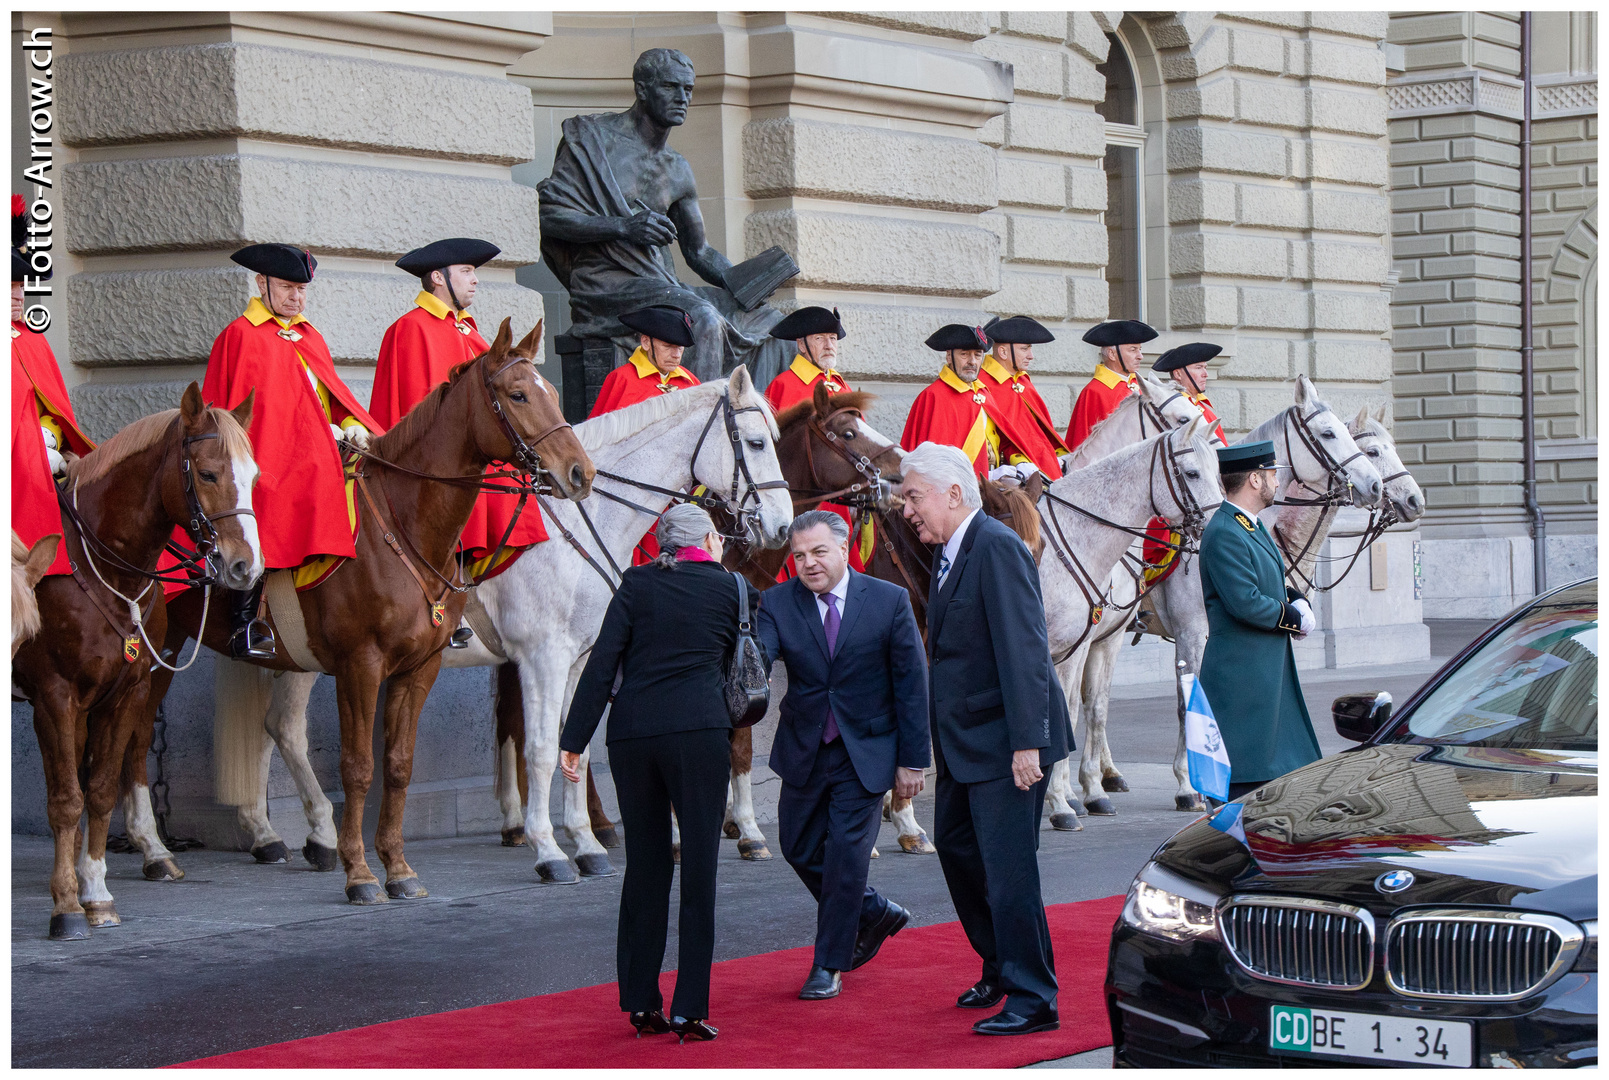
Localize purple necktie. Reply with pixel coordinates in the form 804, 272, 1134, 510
821, 592, 841, 744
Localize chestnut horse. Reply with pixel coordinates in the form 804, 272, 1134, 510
13, 385, 262, 938
145, 320, 596, 904
12, 530, 61, 656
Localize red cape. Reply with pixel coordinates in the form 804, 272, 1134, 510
763, 355, 852, 413
590, 356, 701, 563
901, 372, 1040, 476
203, 302, 380, 569
588, 352, 699, 417
372, 301, 547, 555
11, 324, 94, 576
980, 360, 1068, 477
1066, 366, 1138, 448
1192, 392, 1227, 444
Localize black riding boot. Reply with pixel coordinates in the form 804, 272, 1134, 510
228, 580, 276, 660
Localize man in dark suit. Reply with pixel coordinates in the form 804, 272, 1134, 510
756, 510, 931, 1001
899, 441, 1072, 1036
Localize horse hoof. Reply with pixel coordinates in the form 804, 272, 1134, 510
898, 833, 937, 855
575, 853, 617, 877
722, 820, 741, 840
882, 804, 893, 822
252, 840, 289, 865
143, 858, 185, 882
1175, 794, 1208, 812
535, 858, 580, 885
1084, 797, 1117, 816
737, 839, 772, 861
500, 828, 525, 848
83, 901, 121, 927
345, 883, 388, 906
1101, 776, 1131, 793
385, 877, 429, 900
48, 913, 91, 940
593, 824, 621, 849
302, 841, 339, 872
1049, 811, 1084, 832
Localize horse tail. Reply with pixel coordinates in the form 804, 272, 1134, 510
212, 658, 274, 806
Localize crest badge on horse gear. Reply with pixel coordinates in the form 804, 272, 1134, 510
430, 601, 446, 627
123, 636, 141, 663
277, 327, 303, 343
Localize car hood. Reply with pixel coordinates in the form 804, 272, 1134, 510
1156, 744, 1598, 916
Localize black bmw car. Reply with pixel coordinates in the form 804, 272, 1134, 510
1107, 578, 1597, 1068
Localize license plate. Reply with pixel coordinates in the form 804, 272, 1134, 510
1269, 1004, 1472, 1067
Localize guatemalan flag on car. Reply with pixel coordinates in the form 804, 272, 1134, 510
1181, 672, 1231, 803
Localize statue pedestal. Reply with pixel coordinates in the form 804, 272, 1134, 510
555, 333, 622, 422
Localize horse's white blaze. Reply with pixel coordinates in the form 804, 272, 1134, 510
853, 417, 897, 453
230, 452, 264, 579
76, 849, 113, 903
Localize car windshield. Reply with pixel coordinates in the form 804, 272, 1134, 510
1393, 580, 1597, 752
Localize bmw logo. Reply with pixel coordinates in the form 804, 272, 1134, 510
1375, 869, 1415, 894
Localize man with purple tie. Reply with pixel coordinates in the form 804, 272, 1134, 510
756, 511, 930, 1001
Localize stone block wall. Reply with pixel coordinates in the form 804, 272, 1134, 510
1387, 11, 1597, 614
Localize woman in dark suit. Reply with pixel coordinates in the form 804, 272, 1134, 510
559, 502, 757, 1043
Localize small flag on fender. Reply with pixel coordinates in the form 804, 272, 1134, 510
1181, 672, 1230, 803
1208, 801, 1246, 844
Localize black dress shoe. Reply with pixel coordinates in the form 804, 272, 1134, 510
973, 1006, 1060, 1036
798, 965, 841, 1000
956, 979, 1005, 1009
629, 1010, 672, 1037
669, 1016, 718, 1043
850, 900, 910, 971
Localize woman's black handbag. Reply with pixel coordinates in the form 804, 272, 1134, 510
724, 570, 770, 728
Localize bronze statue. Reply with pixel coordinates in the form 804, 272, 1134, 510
538, 47, 794, 383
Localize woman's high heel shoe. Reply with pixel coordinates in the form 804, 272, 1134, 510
669, 1016, 718, 1044
630, 1010, 672, 1037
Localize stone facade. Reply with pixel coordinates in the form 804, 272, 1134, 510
1387, 11, 1597, 616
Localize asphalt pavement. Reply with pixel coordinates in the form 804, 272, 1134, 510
11, 631, 1479, 1068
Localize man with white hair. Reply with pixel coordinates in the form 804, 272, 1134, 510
899, 442, 1072, 1036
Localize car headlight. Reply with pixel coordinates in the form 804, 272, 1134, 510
1121, 862, 1221, 943
1574, 919, 1596, 972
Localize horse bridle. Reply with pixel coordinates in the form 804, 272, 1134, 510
559, 388, 790, 591
1274, 404, 1369, 509
1037, 429, 1215, 662
1274, 425, 1407, 595
793, 406, 895, 513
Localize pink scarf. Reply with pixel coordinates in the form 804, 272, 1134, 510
676, 546, 715, 563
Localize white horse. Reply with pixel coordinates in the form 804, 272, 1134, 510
1045, 374, 1387, 824
464, 369, 794, 883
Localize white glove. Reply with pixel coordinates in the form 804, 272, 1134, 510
986, 464, 1019, 484
1014, 461, 1041, 481
1292, 597, 1315, 640
41, 427, 65, 475
340, 423, 371, 451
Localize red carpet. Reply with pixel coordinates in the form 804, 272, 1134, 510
176, 895, 1123, 1069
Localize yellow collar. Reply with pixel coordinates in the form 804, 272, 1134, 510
1091, 363, 1134, 390
939, 365, 986, 396
982, 355, 1027, 384
414, 290, 469, 322
628, 347, 691, 384
789, 353, 844, 387
244, 295, 310, 330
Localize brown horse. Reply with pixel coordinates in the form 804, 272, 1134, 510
12, 530, 61, 657
14, 385, 261, 938
147, 319, 596, 904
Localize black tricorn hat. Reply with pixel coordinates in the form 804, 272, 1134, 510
1218, 440, 1277, 474
925, 323, 991, 352
984, 314, 1055, 345
1153, 341, 1222, 373
396, 237, 500, 278
1082, 319, 1157, 348
12, 194, 26, 251
769, 306, 846, 341
12, 247, 32, 283
232, 243, 317, 283
619, 305, 696, 348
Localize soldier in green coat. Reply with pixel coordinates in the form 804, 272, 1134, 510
1198, 441, 1321, 799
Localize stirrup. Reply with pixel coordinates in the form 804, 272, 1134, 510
448, 626, 474, 650
231, 618, 276, 661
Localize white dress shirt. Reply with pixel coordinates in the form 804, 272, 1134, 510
938, 508, 980, 589
813, 566, 852, 626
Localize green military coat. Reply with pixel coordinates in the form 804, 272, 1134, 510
1197, 502, 1321, 784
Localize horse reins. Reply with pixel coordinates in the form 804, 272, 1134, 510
1274, 426, 1405, 594
1272, 404, 1369, 510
